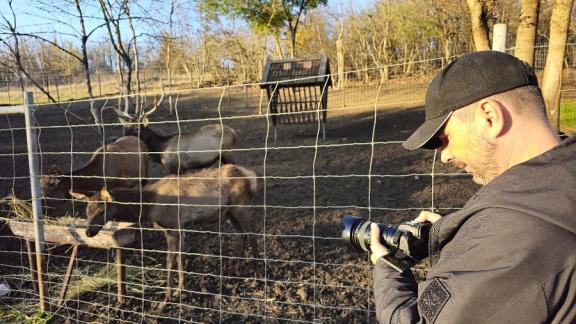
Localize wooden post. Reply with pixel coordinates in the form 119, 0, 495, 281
25, 240, 38, 291
116, 248, 125, 304
55, 78, 61, 102
58, 245, 78, 305
23, 91, 46, 312
74, 76, 79, 98
7, 81, 11, 105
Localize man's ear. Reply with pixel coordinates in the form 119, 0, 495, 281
476, 99, 505, 139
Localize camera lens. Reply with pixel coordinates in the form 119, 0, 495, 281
341, 215, 400, 252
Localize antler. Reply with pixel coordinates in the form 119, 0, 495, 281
143, 86, 165, 117
113, 107, 134, 120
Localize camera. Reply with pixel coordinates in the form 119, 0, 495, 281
341, 215, 431, 272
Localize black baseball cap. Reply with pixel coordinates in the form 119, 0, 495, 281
402, 51, 539, 150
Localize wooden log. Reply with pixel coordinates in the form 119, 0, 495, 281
7, 220, 136, 249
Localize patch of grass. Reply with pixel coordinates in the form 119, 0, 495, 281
64, 258, 163, 301
560, 101, 576, 134
0, 305, 51, 324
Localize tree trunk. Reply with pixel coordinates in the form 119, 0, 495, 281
289, 30, 296, 58
467, 0, 491, 51
515, 0, 540, 66
335, 38, 344, 90
541, 0, 574, 131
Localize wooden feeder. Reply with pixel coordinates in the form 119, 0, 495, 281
259, 55, 332, 142
7, 219, 135, 305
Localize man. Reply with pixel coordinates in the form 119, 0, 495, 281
370, 51, 576, 323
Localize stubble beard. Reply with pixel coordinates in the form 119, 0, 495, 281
469, 132, 499, 185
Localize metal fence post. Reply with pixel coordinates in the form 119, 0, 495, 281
23, 91, 46, 312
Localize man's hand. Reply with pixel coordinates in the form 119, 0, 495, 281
370, 224, 390, 265
370, 211, 441, 265
414, 210, 442, 223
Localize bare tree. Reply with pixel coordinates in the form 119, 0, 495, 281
11, 0, 106, 124
98, 0, 134, 97
541, 0, 574, 130
0, 1, 96, 128
0, 1, 64, 103
124, 1, 140, 95
431, 0, 472, 63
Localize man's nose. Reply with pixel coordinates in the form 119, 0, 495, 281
440, 148, 453, 164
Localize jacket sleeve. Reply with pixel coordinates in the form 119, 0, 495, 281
373, 209, 553, 324
373, 259, 422, 323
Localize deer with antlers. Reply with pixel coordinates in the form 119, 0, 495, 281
114, 93, 237, 174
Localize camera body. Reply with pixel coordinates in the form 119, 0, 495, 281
341, 215, 431, 272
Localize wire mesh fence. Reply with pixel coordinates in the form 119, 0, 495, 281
0, 47, 574, 323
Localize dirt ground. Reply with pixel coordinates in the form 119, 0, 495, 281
0, 84, 479, 323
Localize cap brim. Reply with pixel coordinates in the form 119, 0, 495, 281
402, 111, 453, 150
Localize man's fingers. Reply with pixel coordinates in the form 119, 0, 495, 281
370, 223, 380, 243
414, 210, 442, 223
370, 223, 389, 265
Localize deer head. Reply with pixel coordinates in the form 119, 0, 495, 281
40, 165, 64, 198
70, 187, 115, 237
114, 92, 165, 137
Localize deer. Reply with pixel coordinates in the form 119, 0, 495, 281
40, 136, 149, 211
70, 163, 258, 305
114, 93, 237, 174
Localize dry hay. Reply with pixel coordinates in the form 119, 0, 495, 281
63, 257, 164, 301
0, 193, 76, 226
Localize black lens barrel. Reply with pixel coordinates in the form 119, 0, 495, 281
341, 215, 400, 253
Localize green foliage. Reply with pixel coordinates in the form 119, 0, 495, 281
0, 307, 52, 324
560, 101, 576, 134
198, 0, 328, 35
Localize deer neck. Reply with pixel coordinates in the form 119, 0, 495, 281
109, 189, 156, 223
59, 169, 105, 193
140, 127, 171, 160
62, 160, 118, 193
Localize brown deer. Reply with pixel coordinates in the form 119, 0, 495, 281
70, 164, 258, 304
114, 94, 236, 174
41, 136, 149, 206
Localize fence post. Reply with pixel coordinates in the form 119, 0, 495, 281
492, 24, 508, 53
23, 91, 46, 312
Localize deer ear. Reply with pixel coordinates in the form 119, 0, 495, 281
100, 187, 114, 202
69, 191, 89, 201
49, 165, 61, 176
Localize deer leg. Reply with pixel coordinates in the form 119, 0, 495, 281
163, 230, 180, 303
229, 207, 257, 258
227, 212, 246, 257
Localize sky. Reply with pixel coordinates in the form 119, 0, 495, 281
0, 0, 377, 46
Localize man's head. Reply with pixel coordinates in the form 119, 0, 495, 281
403, 51, 554, 184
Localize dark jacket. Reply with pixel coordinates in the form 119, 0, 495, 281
374, 136, 576, 323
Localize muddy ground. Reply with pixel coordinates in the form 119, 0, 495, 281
0, 84, 479, 323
